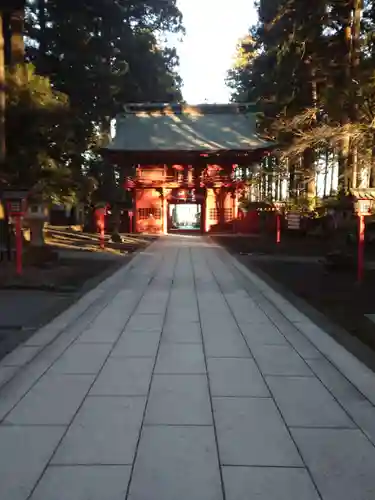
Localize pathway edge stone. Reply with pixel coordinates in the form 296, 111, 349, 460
223, 246, 375, 407
0, 241, 158, 396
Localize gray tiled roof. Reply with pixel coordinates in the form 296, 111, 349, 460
106, 103, 274, 152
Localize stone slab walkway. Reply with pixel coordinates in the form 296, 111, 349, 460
1, 236, 375, 500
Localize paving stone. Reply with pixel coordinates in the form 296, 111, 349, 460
229, 305, 271, 324
277, 324, 322, 359
126, 314, 164, 332
207, 358, 269, 397
0, 366, 18, 388
251, 345, 313, 376
24, 326, 62, 347
240, 322, 288, 346
166, 310, 199, 323
5, 373, 94, 425
306, 357, 365, 404
225, 294, 260, 312
136, 294, 169, 315
110, 330, 161, 357
53, 397, 145, 465
90, 357, 154, 396
200, 317, 240, 336
213, 397, 302, 466
275, 299, 308, 323
30, 465, 131, 500
203, 332, 251, 358
128, 425, 222, 500
0, 425, 65, 500
223, 466, 320, 500
2, 237, 375, 500
1, 346, 41, 367
292, 427, 375, 500
305, 358, 375, 443
267, 376, 354, 428
155, 343, 206, 374
294, 321, 375, 406
78, 325, 124, 344
162, 322, 202, 343
50, 343, 112, 374
77, 306, 131, 343
145, 374, 212, 425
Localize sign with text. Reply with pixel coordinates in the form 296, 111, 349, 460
286, 212, 301, 230
355, 199, 372, 216
169, 188, 203, 203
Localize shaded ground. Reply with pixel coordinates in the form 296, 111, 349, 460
0, 229, 156, 361
45, 226, 156, 255
215, 234, 375, 367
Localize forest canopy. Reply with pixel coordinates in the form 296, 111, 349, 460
227, 0, 375, 207
0, 0, 183, 203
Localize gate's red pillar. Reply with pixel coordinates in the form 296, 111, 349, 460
162, 189, 168, 234
201, 189, 208, 233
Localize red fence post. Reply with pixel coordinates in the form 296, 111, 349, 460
276, 213, 281, 244
129, 210, 134, 233
100, 214, 105, 249
357, 214, 365, 283
15, 215, 23, 275
274, 202, 285, 244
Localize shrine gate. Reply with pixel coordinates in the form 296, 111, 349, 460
103, 103, 274, 234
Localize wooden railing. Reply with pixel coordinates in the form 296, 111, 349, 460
135, 175, 233, 187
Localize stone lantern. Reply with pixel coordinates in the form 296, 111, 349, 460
24, 200, 49, 247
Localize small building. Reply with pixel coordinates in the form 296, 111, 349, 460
103, 103, 274, 234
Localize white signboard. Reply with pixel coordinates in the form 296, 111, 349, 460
287, 212, 301, 230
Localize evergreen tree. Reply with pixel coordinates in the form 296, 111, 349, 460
0, 0, 184, 202
227, 0, 375, 204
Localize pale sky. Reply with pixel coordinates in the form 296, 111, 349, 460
173, 0, 257, 103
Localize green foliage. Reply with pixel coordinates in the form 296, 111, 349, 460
3, 0, 184, 203
227, 0, 375, 202
4, 64, 78, 203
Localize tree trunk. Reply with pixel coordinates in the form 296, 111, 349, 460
303, 148, 316, 203
267, 172, 273, 200
37, 0, 47, 72
0, 13, 5, 165
302, 65, 317, 204
10, 8, 25, 65
330, 150, 336, 194
288, 158, 297, 199
338, 5, 353, 192
275, 175, 280, 201
261, 171, 267, 200
350, 0, 362, 189
323, 147, 328, 197
370, 140, 375, 188
338, 134, 350, 192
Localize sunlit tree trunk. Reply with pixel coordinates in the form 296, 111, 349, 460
323, 147, 328, 197
370, 139, 375, 188
37, 0, 46, 72
9, 8, 24, 65
302, 67, 317, 203
337, 5, 353, 193
288, 157, 298, 199
330, 150, 337, 195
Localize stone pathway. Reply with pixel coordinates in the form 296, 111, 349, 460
1, 236, 375, 500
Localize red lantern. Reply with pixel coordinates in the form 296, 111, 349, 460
355, 198, 373, 282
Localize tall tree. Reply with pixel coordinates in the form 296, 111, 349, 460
228, 0, 373, 204
0, 0, 184, 201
